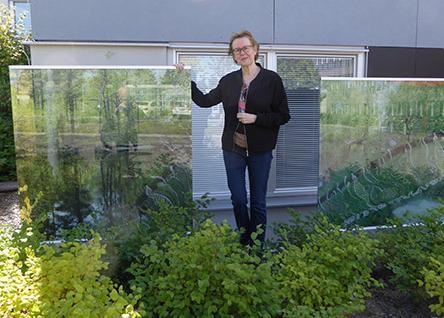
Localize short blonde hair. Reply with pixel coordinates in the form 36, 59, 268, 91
228, 30, 259, 63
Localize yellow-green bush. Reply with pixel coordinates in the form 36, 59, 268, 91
129, 220, 280, 318
0, 227, 39, 317
420, 257, 444, 316
0, 225, 139, 318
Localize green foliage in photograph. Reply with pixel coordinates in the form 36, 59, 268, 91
129, 220, 280, 318
321, 166, 420, 226
0, 225, 140, 318
377, 206, 444, 300
386, 84, 444, 136
16, 149, 100, 237
139, 163, 193, 211
272, 217, 381, 318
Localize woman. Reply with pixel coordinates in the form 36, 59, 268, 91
177, 30, 290, 245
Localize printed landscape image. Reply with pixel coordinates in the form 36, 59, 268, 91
319, 79, 444, 227
9, 67, 192, 236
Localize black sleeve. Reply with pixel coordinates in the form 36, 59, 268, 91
191, 80, 222, 107
255, 75, 291, 128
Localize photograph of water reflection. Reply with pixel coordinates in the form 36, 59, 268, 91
319, 79, 444, 227
10, 67, 191, 237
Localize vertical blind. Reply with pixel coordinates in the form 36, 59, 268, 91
276, 56, 354, 190
179, 54, 239, 197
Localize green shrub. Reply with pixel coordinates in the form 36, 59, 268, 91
376, 206, 444, 299
1, 4, 30, 181
272, 211, 322, 248
418, 229, 444, 316
129, 220, 280, 318
272, 217, 381, 318
419, 256, 444, 316
0, 226, 39, 317
105, 197, 211, 285
0, 225, 140, 317
0, 112, 16, 181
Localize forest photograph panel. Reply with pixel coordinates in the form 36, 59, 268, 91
10, 68, 191, 237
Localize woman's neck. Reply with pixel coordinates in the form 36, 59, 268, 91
241, 63, 259, 76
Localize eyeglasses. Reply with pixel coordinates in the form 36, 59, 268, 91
232, 45, 253, 55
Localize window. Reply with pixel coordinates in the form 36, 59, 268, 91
178, 53, 265, 198
276, 56, 355, 191
177, 49, 362, 207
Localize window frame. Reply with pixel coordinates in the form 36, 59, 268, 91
174, 45, 367, 209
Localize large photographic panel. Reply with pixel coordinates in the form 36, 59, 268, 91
9, 67, 191, 236
320, 79, 444, 226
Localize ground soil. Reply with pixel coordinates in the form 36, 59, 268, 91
349, 264, 434, 317
350, 287, 434, 318
0, 183, 437, 317
0, 186, 20, 228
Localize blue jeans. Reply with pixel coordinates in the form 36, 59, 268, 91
223, 149, 273, 245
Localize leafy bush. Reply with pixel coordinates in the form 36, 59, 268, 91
272, 211, 323, 249
0, 225, 139, 317
272, 217, 381, 317
0, 4, 30, 181
418, 228, 444, 316
419, 256, 444, 316
0, 112, 16, 181
105, 196, 211, 285
0, 226, 39, 317
129, 220, 280, 318
376, 206, 444, 299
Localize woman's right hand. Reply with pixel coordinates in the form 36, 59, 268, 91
174, 62, 185, 71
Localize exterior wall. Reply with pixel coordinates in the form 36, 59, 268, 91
31, 0, 273, 44
31, 0, 444, 49
417, 0, 444, 47
30, 43, 168, 65
213, 205, 317, 239
275, 0, 417, 47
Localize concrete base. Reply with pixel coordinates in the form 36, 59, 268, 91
211, 204, 318, 241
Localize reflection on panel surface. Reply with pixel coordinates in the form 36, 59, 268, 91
10, 68, 191, 236
319, 79, 444, 226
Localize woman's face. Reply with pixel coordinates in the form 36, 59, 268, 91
232, 37, 257, 67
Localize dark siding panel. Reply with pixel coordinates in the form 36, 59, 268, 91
415, 48, 444, 78
367, 47, 416, 77
368, 47, 444, 78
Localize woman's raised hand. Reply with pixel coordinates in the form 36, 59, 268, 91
174, 62, 185, 71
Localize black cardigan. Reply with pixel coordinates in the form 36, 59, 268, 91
191, 65, 290, 154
